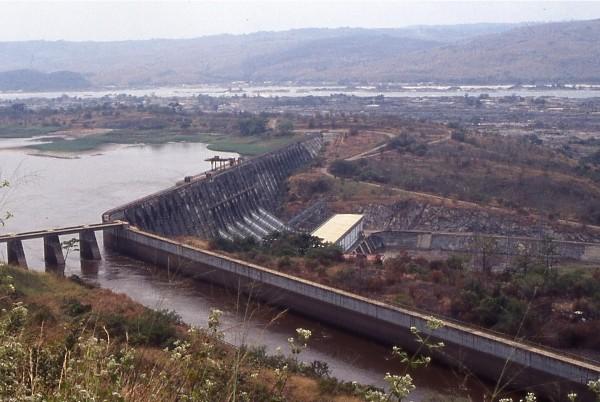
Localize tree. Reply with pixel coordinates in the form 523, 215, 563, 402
10, 103, 26, 116
472, 235, 498, 275
329, 160, 358, 178
238, 115, 267, 136
451, 130, 466, 142
539, 235, 557, 272
276, 119, 294, 136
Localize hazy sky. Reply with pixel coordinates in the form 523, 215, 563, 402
1, 0, 599, 41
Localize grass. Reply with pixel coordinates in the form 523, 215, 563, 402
0, 265, 361, 401
206, 134, 301, 156
21, 126, 301, 156
28, 129, 213, 152
0, 125, 62, 138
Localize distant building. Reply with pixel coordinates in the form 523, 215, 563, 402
311, 214, 364, 252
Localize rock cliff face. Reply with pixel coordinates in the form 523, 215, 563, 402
357, 200, 600, 242
103, 136, 322, 239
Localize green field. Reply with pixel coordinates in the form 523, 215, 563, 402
0, 125, 61, 138
205, 134, 301, 155
18, 127, 300, 155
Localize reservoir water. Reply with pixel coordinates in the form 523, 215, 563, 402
0, 139, 484, 400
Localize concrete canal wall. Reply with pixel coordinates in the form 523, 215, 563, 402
104, 225, 600, 399
370, 230, 600, 262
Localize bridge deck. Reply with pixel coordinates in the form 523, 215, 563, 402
0, 221, 128, 243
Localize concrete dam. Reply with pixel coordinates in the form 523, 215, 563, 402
103, 135, 322, 240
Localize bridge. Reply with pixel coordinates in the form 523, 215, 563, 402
0, 221, 128, 268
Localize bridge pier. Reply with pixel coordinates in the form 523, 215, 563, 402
44, 235, 65, 267
7, 240, 27, 268
79, 230, 101, 260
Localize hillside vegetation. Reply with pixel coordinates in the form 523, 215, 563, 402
0, 69, 90, 91
0, 265, 361, 401
1, 20, 599, 87
205, 233, 600, 354
328, 129, 600, 225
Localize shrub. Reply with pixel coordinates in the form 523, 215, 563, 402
238, 114, 267, 136
430, 270, 444, 284
62, 298, 92, 317
306, 177, 332, 195
451, 130, 466, 142
30, 304, 56, 325
103, 309, 180, 347
330, 159, 359, 177
277, 256, 292, 270
306, 245, 343, 266
446, 255, 464, 271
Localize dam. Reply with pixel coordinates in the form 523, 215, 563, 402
103, 135, 322, 240
98, 135, 600, 400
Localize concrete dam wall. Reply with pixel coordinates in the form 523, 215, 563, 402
369, 230, 600, 263
103, 136, 323, 239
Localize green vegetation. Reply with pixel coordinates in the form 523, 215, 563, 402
205, 133, 301, 156
375, 254, 600, 349
0, 265, 360, 401
208, 229, 600, 352
386, 133, 428, 156
208, 231, 343, 268
239, 115, 267, 136
0, 178, 11, 227
0, 107, 300, 155
330, 159, 359, 178
20, 129, 301, 156
28, 129, 214, 152
0, 125, 61, 138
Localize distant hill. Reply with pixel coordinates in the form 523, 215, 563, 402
374, 19, 600, 83
0, 69, 90, 91
0, 20, 598, 88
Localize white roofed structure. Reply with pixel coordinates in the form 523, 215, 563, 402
311, 214, 364, 252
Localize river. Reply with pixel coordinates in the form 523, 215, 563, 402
1, 84, 600, 100
0, 138, 486, 400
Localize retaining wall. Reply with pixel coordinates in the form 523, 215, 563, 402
103, 135, 323, 239
371, 230, 600, 262
105, 225, 600, 400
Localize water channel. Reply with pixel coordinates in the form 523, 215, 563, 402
0, 138, 486, 400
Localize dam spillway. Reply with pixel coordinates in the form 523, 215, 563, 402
103, 135, 323, 239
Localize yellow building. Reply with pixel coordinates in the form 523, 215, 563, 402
311, 214, 364, 252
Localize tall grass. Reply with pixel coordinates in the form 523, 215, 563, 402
0, 265, 362, 401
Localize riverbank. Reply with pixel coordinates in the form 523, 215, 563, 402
0, 124, 303, 156
0, 264, 361, 401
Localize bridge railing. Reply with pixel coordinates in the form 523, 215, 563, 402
0, 221, 128, 243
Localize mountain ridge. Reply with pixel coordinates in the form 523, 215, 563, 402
0, 20, 598, 89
